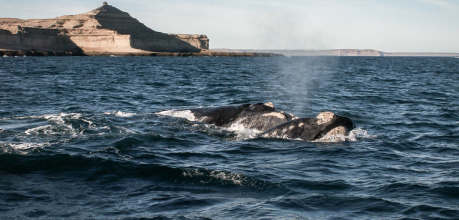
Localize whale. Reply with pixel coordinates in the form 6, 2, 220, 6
188, 102, 297, 132
258, 111, 355, 141
161, 102, 355, 141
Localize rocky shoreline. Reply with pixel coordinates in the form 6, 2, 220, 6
0, 49, 281, 57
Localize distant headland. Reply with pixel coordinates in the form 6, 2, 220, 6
214, 49, 459, 57
0, 2, 278, 57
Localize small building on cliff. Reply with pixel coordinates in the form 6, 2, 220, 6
0, 3, 209, 54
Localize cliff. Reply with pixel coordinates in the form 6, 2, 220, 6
0, 3, 209, 54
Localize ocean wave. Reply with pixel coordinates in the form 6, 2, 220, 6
402, 204, 459, 219
0, 153, 285, 192
0, 142, 47, 155
269, 194, 406, 216
2, 112, 136, 135
5, 113, 89, 135
288, 179, 353, 191
0, 112, 141, 156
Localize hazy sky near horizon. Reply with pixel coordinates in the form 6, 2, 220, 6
1, 0, 458, 52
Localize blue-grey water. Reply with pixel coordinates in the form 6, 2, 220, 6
0, 56, 458, 219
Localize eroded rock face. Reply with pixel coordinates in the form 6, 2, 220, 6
0, 4, 209, 53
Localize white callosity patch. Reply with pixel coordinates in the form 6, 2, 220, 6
261, 112, 286, 119
316, 111, 335, 125
264, 102, 275, 108
324, 126, 347, 136
282, 128, 288, 135
313, 134, 347, 143
261, 125, 293, 140
289, 113, 299, 120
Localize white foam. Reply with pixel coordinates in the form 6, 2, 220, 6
24, 125, 52, 135
20, 113, 93, 137
156, 110, 197, 121
24, 112, 138, 136
1, 142, 48, 155
1, 113, 81, 121
225, 119, 262, 140
8, 142, 47, 150
41, 113, 79, 134
115, 125, 136, 134
349, 127, 377, 139
43, 112, 82, 120
104, 111, 136, 117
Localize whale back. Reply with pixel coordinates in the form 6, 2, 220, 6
189, 102, 297, 132
190, 104, 250, 126
235, 103, 296, 132
259, 118, 319, 140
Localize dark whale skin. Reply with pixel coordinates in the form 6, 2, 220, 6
259, 115, 355, 141
189, 103, 295, 132
186, 102, 355, 141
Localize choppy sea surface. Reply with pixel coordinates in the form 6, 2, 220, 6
0, 56, 458, 219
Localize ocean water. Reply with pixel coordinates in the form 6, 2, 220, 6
0, 56, 458, 219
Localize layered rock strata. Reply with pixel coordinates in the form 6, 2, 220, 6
0, 3, 209, 54
0, 49, 280, 57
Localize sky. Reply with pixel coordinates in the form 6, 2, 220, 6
1, 0, 459, 52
